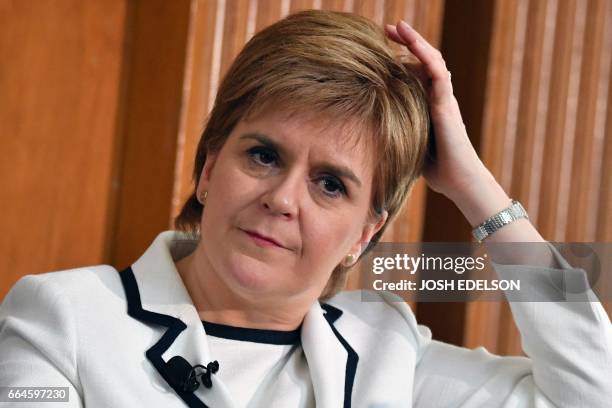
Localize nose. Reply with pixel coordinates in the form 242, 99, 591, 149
261, 172, 301, 219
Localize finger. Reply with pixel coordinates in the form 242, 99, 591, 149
384, 24, 403, 44
386, 27, 430, 86
385, 22, 452, 102
395, 21, 447, 79
395, 22, 443, 65
394, 21, 452, 101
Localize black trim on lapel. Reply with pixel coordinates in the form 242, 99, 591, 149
119, 267, 209, 408
321, 303, 358, 408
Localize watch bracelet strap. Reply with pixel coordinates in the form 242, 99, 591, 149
472, 199, 529, 242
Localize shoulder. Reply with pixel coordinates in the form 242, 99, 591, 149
0, 266, 121, 395
324, 289, 431, 347
1, 264, 124, 315
325, 289, 416, 321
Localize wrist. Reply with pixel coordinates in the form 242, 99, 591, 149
448, 173, 512, 228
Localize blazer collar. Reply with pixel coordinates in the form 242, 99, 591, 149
119, 230, 357, 408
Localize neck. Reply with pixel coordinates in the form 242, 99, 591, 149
175, 243, 313, 331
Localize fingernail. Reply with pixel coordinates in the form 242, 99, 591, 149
399, 20, 412, 31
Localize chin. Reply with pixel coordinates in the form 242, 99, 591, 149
223, 255, 284, 295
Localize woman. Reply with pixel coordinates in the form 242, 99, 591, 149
0, 10, 610, 408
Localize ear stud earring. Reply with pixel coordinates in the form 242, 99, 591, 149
344, 253, 356, 266
198, 190, 208, 204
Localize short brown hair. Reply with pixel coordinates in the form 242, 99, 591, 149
175, 9, 430, 300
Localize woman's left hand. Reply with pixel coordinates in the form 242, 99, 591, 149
384, 21, 493, 201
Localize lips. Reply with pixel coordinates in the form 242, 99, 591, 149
242, 229, 286, 249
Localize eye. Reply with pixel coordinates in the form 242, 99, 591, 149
247, 146, 278, 167
318, 175, 347, 198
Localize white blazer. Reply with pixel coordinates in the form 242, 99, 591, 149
0, 231, 610, 407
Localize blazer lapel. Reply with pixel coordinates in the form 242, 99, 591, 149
118, 231, 235, 408
301, 301, 358, 408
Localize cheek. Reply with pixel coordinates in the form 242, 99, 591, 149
204, 164, 254, 220
304, 217, 356, 266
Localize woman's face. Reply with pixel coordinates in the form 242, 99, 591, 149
196, 108, 388, 302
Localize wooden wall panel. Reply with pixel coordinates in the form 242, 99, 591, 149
111, 0, 193, 268
321, 0, 349, 12
172, 1, 219, 222
255, 0, 285, 29
291, 0, 319, 14
567, 0, 608, 241
0, 0, 128, 299
601, 54, 612, 243
220, 0, 251, 76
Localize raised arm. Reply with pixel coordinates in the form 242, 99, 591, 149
384, 20, 612, 407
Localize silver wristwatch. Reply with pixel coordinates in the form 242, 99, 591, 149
472, 199, 529, 242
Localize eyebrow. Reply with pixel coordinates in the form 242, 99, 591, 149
239, 132, 363, 188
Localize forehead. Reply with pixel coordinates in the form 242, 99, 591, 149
235, 107, 376, 171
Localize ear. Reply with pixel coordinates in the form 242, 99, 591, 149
342, 209, 389, 267
196, 151, 219, 197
